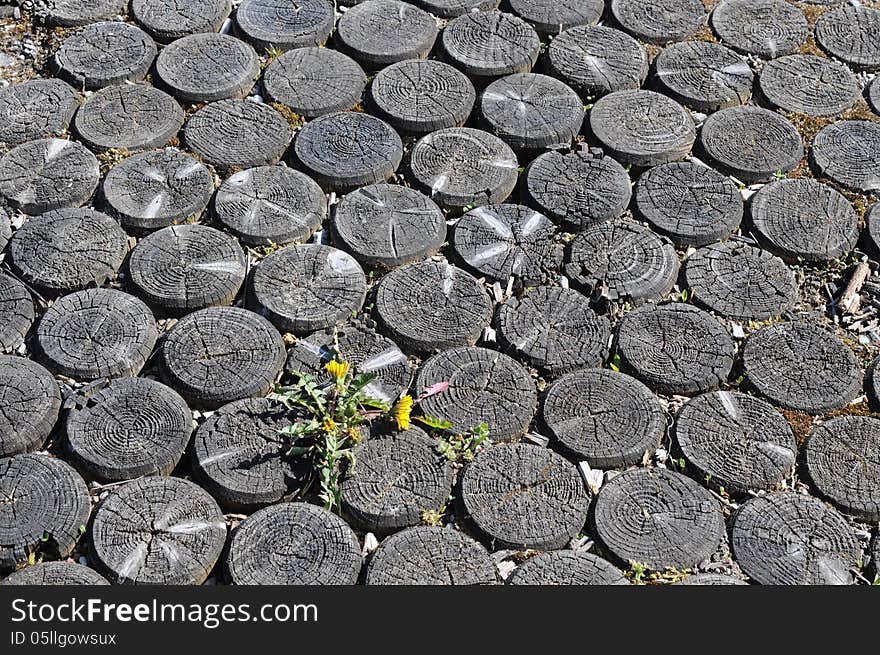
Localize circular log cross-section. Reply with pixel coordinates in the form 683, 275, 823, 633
191, 398, 309, 511
89, 476, 226, 585
365, 526, 497, 585
710, 0, 808, 59
234, 0, 335, 53
815, 6, 880, 72
440, 10, 540, 80
616, 302, 735, 396
452, 204, 561, 285
610, 0, 705, 44
0, 356, 60, 457
804, 416, 880, 521
508, 0, 603, 36
564, 221, 679, 303
731, 492, 858, 585
589, 90, 695, 167
593, 467, 724, 570
417, 347, 537, 441
262, 47, 366, 118
461, 442, 589, 550
674, 390, 796, 492
249, 244, 367, 335
127, 224, 246, 315
0, 78, 79, 145
8, 208, 128, 296
408, 127, 518, 211
542, 368, 665, 467
331, 183, 446, 268
291, 111, 403, 193
52, 21, 156, 90
546, 25, 647, 98
479, 73, 584, 151
0, 208, 8, 253
35, 0, 128, 26
340, 426, 454, 534
374, 260, 493, 354
336, 0, 438, 69
64, 377, 192, 482
183, 100, 293, 172
226, 502, 362, 585
651, 40, 752, 113
869, 78, 880, 115
758, 55, 857, 117
101, 149, 214, 232
507, 551, 628, 585
160, 306, 286, 409
131, 0, 232, 43
0, 454, 90, 573
411, 0, 499, 18
682, 240, 796, 320
0, 274, 35, 353
213, 166, 327, 247
496, 286, 610, 376
368, 59, 475, 136
741, 321, 861, 413
0, 561, 109, 586
73, 84, 184, 153
35, 289, 158, 381
866, 353, 880, 412
633, 162, 742, 247
748, 178, 859, 263
522, 149, 631, 231
698, 106, 803, 183
285, 323, 411, 406
0, 138, 99, 215
810, 121, 880, 193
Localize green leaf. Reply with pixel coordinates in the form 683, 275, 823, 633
415, 414, 454, 430
286, 445, 312, 457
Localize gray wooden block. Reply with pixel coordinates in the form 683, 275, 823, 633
0, 78, 80, 145
758, 55, 857, 117
542, 368, 665, 467
374, 260, 493, 354
810, 120, 880, 193
0, 454, 91, 573
416, 346, 537, 441
36, 289, 158, 381
160, 306, 285, 409
676, 573, 747, 585
0, 274, 35, 354
731, 493, 858, 585
674, 390, 796, 493
564, 221, 679, 303
710, 0, 808, 59
332, 182, 446, 268
64, 377, 192, 482
698, 106, 802, 183
440, 10, 540, 80
73, 84, 184, 152
156, 33, 259, 103
0, 561, 108, 585
592, 467, 724, 570
408, 127, 518, 211
815, 5, 880, 72
226, 503, 362, 585
461, 442, 589, 549
740, 321, 861, 413
868, 77, 880, 115
0, 356, 61, 457
0, 138, 99, 215
748, 178, 859, 262
89, 476, 226, 584
610, 0, 705, 44
546, 25, 647, 98
184, 99, 293, 172
248, 244, 366, 335
234, 0, 335, 53
411, 0, 499, 18
52, 21, 156, 90
365, 527, 497, 585
336, 0, 438, 69
262, 47, 366, 118
507, 0, 603, 37
8, 207, 128, 296
100, 149, 214, 231
616, 302, 735, 396
35, 0, 127, 26
127, 224, 246, 314
508, 551, 628, 585
589, 90, 695, 167
633, 161, 742, 247
131, 0, 232, 43
522, 149, 631, 231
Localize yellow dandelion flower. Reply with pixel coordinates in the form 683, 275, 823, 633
321, 417, 336, 433
393, 395, 413, 431
325, 359, 350, 381
347, 427, 363, 443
